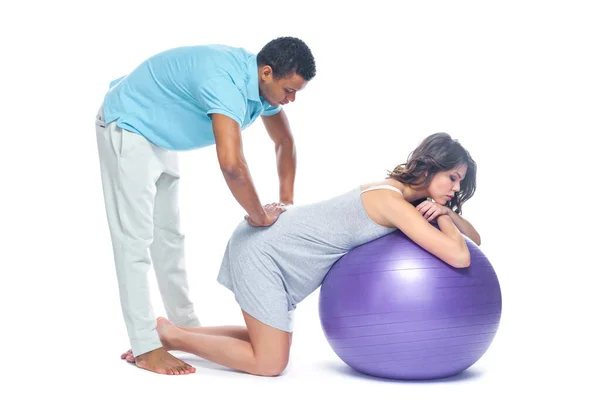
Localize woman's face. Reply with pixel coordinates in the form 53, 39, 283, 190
427, 164, 468, 205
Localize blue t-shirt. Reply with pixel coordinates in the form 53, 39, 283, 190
102, 45, 281, 151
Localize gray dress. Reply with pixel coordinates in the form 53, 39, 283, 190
217, 185, 400, 332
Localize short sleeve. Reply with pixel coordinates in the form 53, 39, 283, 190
196, 76, 246, 126
109, 75, 125, 89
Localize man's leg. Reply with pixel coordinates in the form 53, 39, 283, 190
95, 110, 194, 374
150, 160, 200, 328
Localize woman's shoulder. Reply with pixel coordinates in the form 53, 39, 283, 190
359, 179, 405, 196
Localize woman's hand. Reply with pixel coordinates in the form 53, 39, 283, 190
416, 200, 450, 222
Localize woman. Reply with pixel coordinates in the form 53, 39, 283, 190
121, 132, 480, 376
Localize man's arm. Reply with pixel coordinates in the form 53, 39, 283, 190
212, 113, 267, 224
261, 109, 296, 205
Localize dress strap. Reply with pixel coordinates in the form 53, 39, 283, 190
360, 184, 404, 196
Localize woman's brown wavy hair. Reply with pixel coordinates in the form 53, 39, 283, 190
387, 132, 477, 215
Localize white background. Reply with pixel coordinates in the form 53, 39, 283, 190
1, 0, 598, 398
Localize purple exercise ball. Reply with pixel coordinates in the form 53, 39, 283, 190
318, 229, 502, 380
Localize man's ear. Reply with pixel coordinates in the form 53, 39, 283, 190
260, 65, 273, 81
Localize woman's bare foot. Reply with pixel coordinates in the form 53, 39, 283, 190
156, 317, 179, 350
118, 319, 195, 375
120, 318, 180, 362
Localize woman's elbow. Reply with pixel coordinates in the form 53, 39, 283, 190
450, 250, 471, 269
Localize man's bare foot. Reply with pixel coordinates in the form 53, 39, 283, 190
121, 349, 135, 362
120, 318, 180, 363
120, 347, 195, 375
136, 347, 195, 375
119, 320, 195, 376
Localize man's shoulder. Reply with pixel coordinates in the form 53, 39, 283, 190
148, 44, 251, 61
177, 44, 254, 59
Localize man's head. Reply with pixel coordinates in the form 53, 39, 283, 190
257, 37, 316, 107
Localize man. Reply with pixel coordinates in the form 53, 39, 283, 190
95, 37, 316, 375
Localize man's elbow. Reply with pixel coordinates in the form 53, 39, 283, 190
219, 159, 244, 180
274, 137, 295, 151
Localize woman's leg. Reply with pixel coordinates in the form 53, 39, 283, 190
157, 312, 292, 376
121, 325, 249, 361
177, 325, 250, 342
121, 322, 293, 362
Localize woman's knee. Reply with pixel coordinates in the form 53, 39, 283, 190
242, 311, 292, 376
253, 356, 289, 377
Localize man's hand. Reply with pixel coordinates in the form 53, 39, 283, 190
245, 203, 288, 227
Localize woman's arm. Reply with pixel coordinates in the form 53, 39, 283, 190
416, 201, 481, 245
446, 209, 481, 245
376, 193, 471, 268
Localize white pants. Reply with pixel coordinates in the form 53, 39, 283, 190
95, 106, 199, 357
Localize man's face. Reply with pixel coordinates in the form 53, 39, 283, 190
259, 67, 307, 107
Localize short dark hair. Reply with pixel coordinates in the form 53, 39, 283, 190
257, 37, 316, 81
387, 132, 477, 215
